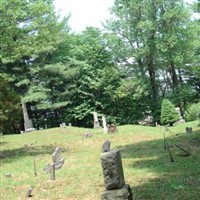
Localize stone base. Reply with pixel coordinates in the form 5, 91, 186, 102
101, 184, 133, 200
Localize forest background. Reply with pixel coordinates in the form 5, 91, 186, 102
0, 0, 200, 134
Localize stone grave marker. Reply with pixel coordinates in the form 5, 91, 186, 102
102, 116, 108, 133
43, 146, 65, 180
102, 140, 110, 153
186, 127, 192, 134
108, 124, 118, 134
52, 146, 65, 170
26, 186, 33, 198
175, 107, 185, 124
92, 112, 101, 128
100, 142, 133, 199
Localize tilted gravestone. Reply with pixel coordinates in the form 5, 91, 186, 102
43, 146, 65, 180
92, 112, 101, 128
52, 146, 65, 170
100, 141, 133, 200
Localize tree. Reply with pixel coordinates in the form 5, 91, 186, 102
0, 76, 21, 134
160, 99, 179, 126
105, 0, 198, 121
0, 0, 68, 130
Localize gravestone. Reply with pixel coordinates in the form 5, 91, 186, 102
101, 184, 132, 200
43, 146, 65, 180
50, 163, 55, 181
60, 123, 66, 127
100, 142, 133, 199
22, 101, 35, 132
102, 116, 108, 133
26, 186, 33, 198
186, 127, 192, 134
92, 112, 101, 128
102, 140, 110, 153
108, 124, 118, 134
52, 146, 65, 170
175, 107, 185, 124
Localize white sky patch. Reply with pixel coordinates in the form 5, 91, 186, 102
54, 0, 114, 32
54, 0, 198, 33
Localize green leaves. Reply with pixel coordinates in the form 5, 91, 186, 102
160, 99, 179, 126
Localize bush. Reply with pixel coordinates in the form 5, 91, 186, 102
160, 99, 179, 126
184, 102, 200, 122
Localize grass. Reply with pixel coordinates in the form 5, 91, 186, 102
1, 121, 200, 200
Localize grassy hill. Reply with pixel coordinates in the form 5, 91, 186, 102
1, 121, 200, 200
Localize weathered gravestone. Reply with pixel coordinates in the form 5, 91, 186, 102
43, 146, 65, 180
108, 124, 118, 134
52, 146, 65, 170
175, 107, 185, 124
92, 112, 101, 128
102, 116, 108, 133
22, 101, 36, 132
186, 127, 193, 134
102, 140, 110, 153
25, 186, 33, 198
100, 141, 133, 200
60, 122, 66, 127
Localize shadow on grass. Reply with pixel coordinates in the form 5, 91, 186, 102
0, 144, 69, 164
117, 130, 200, 200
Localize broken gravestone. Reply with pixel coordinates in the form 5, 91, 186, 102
43, 146, 65, 180
52, 146, 65, 170
100, 141, 133, 199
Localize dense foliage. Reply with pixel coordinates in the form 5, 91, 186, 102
0, 0, 199, 133
0, 77, 21, 134
184, 102, 200, 121
160, 99, 180, 126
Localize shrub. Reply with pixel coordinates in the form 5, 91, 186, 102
160, 99, 179, 126
184, 102, 200, 122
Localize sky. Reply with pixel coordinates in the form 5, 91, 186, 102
53, 0, 114, 32
54, 0, 196, 33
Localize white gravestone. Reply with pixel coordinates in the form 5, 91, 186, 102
102, 116, 108, 133
92, 112, 101, 128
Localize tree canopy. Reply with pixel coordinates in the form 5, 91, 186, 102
0, 0, 199, 134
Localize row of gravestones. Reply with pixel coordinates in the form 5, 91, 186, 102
92, 112, 118, 134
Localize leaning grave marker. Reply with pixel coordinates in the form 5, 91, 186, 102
43, 146, 65, 180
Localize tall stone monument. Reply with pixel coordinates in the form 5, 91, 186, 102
100, 141, 133, 200
22, 100, 35, 131
92, 112, 101, 128
102, 116, 108, 133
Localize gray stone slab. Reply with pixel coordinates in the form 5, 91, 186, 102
101, 184, 133, 200
100, 150, 125, 190
102, 140, 111, 153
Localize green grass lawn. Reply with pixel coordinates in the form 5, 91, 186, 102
1, 121, 200, 200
